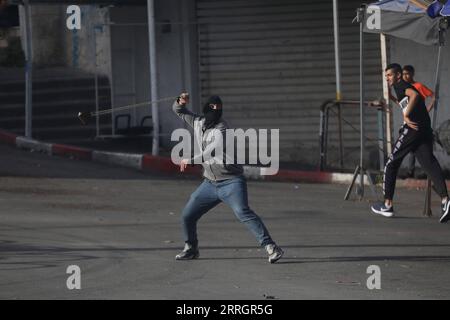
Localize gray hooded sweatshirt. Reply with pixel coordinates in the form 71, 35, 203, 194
172, 100, 243, 181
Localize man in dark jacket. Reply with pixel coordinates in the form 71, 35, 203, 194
172, 92, 284, 263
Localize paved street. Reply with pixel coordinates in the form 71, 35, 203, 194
0, 144, 449, 300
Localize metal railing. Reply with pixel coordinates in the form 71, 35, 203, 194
319, 99, 388, 172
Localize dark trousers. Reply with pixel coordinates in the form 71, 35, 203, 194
407, 153, 416, 173
383, 125, 448, 200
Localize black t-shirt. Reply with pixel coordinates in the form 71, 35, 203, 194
393, 79, 431, 133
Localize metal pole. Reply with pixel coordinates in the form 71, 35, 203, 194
106, 15, 116, 137
147, 0, 159, 156
325, 107, 330, 168
345, 6, 378, 201
337, 103, 344, 169
431, 45, 443, 130
332, 0, 345, 171
23, 0, 33, 138
333, 0, 342, 101
93, 26, 100, 138
380, 34, 392, 156
359, 7, 365, 197
377, 106, 385, 171
319, 109, 325, 171
380, 0, 392, 158
131, 26, 137, 127
180, 1, 188, 95
423, 21, 446, 217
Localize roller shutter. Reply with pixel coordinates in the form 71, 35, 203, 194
197, 0, 383, 167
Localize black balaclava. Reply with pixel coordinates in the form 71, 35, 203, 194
203, 95, 223, 129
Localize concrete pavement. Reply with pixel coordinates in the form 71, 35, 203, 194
0, 144, 449, 300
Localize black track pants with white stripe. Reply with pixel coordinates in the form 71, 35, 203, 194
383, 125, 448, 200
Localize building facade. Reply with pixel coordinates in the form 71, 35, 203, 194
12, 0, 450, 170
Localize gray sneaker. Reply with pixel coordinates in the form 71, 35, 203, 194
440, 199, 450, 223
175, 243, 199, 260
265, 243, 284, 263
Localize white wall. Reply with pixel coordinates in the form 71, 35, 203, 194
108, 1, 199, 149
21, 2, 199, 150
155, 0, 199, 149
390, 37, 450, 169
18, 4, 110, 76
64, 5, 111, 77
26, 5, 64, 67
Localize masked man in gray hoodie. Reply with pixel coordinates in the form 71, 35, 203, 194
173, 93, 283, 263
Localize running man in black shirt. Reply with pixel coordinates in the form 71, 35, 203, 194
371, 63, 450, 223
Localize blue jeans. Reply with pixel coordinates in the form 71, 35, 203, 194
181, 176, 274, 247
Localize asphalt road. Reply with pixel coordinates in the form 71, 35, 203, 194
0, 144, 449, 300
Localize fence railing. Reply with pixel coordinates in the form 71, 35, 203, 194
319, 99, 388, 172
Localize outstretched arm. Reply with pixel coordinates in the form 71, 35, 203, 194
172, 92, 201, 128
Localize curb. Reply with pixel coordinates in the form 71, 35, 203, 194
16, 136, 52, 154
0, 129, 18, 146
0, 129, 445, 189
52, 144, 92, 161
92, 150, 143, 170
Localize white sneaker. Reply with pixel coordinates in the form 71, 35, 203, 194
265, 244, 284, 263
371, 202, 394, 218
175, 243, 199, 260
440, 199, 450, 223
